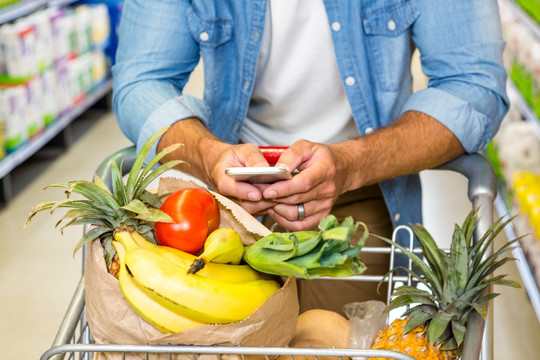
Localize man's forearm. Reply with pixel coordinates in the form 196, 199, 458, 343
333, 110, 465, 192
157, 118, 231, 187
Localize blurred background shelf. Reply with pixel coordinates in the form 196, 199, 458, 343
0, 1, 46, 25
0, 0, 117, 206
494, 193, 540, 322
494, 0, 540, 324
504, 0, 540, 40
0, 79, 112, 204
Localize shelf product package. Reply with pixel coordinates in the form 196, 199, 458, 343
0, 19, 37, 80
32, 10, 54, 73
89, 3, 111, 50
40, 69, 59, 127
0, 84, 28, 153
24, 76, 44, 139
53, 57, 72, 117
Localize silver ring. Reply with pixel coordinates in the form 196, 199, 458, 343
297, 203, 305, 221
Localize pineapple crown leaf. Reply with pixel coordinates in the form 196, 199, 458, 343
403, 309, 433, 333
125, 126, 170, 199
427, 311, 453, 345
468, 302, 488, 319
401, 304, 437, 319
93, 173, 112, 193
110, 160, 128, 206
375, 234, 444, 298
101, 236, 116, 267
48, 199, 111, 214
441, 338, 458, 351
47, 198, 117, 219
55, 208, 98, 232
47, 180, 121, 213
70, 217, 116, 229
392, 285, 433, 297
387, 293, 437, 312
449, 224, 469, 290
135, 208, 175, 223
410, 223, 445, 282
476, 292, 500, 305
469, 214, 515, 271
134, 159, 184, 199
139, 142, 183, 181
138, 190, 164, 209
378, 264, 438, 299
451, 319, 467, 347
73, 226, 113, 256
120, 199, 155, 216
25, 201, 58, 227
460, 209, 478, 246
465, 238, 521, 292
455, 274, 513, 308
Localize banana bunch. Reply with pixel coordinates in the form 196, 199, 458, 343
112, 227, 280, 333
243, 215, 368, 279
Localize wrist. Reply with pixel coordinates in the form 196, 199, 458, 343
200, 137, 231, 184
330, 140, 369, 193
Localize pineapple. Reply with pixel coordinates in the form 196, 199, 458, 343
370, 210, 522, 360
25, 127, 183, 274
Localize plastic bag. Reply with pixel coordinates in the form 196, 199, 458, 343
343, 300, 387, 360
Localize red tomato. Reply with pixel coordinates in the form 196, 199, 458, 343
154, 188, 220, 254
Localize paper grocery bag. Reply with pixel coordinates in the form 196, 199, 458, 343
85, 178, 299, 360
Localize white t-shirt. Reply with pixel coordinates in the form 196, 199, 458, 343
240, 0, 360, 146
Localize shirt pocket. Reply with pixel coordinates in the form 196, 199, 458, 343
362, 0, 419, 92
186, 7, 233, 49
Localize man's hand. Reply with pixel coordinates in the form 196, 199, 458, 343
259, 140, 346, 231
210, 142, 282, 215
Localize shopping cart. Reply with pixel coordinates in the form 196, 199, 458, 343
40, 148, 497, 360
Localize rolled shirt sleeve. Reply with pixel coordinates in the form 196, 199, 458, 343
112, 0, 208, 161
135, 95, 210, 160
402, 86, 497, 153
405, 0, 509, 153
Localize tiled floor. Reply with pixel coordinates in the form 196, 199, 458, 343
2, 64, 540, 359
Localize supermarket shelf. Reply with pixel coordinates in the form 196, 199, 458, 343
0, 79, 112, 181
47, 0, 79, 8
506, 80, 540, 140
0, 0, 46, 24
504, 0, 540, 42
494, 194, 540, 323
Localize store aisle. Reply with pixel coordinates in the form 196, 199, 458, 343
2, 63, 540, 359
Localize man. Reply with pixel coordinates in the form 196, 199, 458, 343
112, 0, 508, 313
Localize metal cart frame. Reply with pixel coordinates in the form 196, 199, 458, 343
40, 149, 497, 360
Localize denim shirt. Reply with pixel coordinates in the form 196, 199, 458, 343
112, 0, 508, 234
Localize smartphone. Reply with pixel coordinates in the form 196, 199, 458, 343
225, 166, 293, 183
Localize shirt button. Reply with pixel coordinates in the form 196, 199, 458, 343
331, 22, 341, 31
243, 80, 250, 90
387, 18, 396, 31
345, 76, 355, 86
199, 31, 210, 41
394, 213, 401, 222
365, 127, 374, 134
